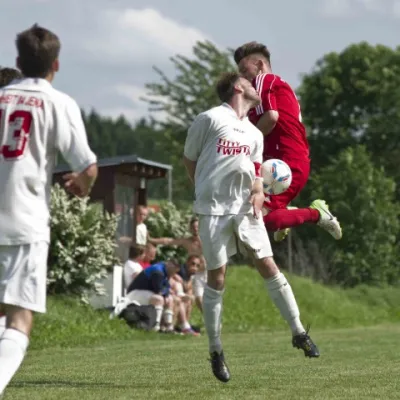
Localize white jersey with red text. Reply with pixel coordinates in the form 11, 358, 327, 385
184, 103, 263, 216
0, 78, 97, 245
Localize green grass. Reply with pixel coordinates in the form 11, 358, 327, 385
4, 266, 400, 398
30, 266, 400, 350
6, 325, 400, 399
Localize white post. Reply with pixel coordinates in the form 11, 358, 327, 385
167, 169, 173, 202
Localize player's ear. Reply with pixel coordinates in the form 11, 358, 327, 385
234, 81, 244, 94
53, 59, 60, 73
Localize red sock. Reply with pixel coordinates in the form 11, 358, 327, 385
263, 208, 320, 231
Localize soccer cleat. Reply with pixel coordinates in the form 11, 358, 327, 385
274, 228, 290, 242
310, 199, 342, 240
292, 328, 320, 358
209, 351, 231, 383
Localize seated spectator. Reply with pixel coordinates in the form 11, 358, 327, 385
192, 255, 207, 313
126, 259, 181, 333
140, 242, 157, 269
123, 244, 145, 290
170, 255, 203, 332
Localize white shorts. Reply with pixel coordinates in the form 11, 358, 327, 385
192, 270, 207, 298
0, 241, 49, 313
199, 214, 273, 270
127, 289, 155, 306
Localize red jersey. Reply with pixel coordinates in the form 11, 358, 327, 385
248, 74, 309, 161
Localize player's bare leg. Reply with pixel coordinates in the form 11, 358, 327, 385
203, 265, 230, 383
0, 305, 32, 395
253, 256, 320, 358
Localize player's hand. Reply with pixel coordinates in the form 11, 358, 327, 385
63, 172, 88, 198
250, 190, 265, 219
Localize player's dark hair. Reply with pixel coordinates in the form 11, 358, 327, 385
216, 72, 241, 103
186, 254, 201, 264
169, 258, 181, 268
190, 216, 198, 226
16, 24, 60, 78
234, 42, 271, 65
129, 244, 146, 260
0, 67, 23, 88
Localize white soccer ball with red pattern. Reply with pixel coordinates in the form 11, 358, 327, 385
262, 159, 292, 195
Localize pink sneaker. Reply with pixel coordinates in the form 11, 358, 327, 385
181, 328, 200, 336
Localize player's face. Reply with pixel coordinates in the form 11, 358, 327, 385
187, 257, 200, 275
238, 55, 260, 81
136, 206, 148, 224
190, 221, 199, 236
239, 77, 260, 106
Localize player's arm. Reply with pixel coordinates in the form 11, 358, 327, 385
257, 111, 279, 136
57, 98, 98, 197
250, 132, 265, 217
254, 74, 279, 136
150, 271, 164, 294
183, 114, 211, 184
150, 237, 186, 246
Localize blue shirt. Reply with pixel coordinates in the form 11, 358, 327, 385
127, 262, 170, 296
178, 264, 191, 282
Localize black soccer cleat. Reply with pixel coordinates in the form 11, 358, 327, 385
292, 328, 320, 358
209, 351, 231, 382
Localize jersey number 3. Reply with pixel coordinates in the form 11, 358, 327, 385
0, 110, 33, 160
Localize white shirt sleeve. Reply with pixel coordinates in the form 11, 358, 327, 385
184, 114, 211, 161
251, 130, 264, 164
123, 260, 143, 287
56, 97, 97, 173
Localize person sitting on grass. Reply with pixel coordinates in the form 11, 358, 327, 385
123, 244, 145, 290
139, 242, 157, 269
126, 259, 198, 335
169, 254, 202, 334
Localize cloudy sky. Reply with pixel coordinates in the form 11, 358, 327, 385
1, 0, 399, 123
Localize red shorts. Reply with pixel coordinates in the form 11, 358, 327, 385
264, 158, 310, 210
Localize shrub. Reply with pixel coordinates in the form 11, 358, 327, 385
48, 184, 119, 301
146, 202, 193, 263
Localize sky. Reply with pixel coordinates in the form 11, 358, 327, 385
1, 0, 399, 124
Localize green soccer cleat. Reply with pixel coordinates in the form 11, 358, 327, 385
310, 199, 342, 240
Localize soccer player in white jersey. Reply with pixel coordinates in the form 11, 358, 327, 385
183, 72, 319, 383
0, 67, 24, 345
0, 24, 98, 395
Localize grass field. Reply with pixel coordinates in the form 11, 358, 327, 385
3, 266, 400, 399
5, 325, 400, 400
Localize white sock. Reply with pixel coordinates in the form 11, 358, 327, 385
0, 329, 29, 394
203, 285, 224, 353
266, 273, 305, 335
163, 309, 174, 329
154, 305, 163, 331
180, 321, 191, 330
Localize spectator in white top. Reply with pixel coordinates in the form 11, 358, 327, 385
123, 244, 145, 289
0, 24, 97, 395
119, 205, 167, 248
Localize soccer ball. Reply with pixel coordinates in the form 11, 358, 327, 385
262, 159, 292, 195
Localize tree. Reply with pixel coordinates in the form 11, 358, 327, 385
304, 145, 400, 287
143, 41, 236, 200
298, 42, 400, 185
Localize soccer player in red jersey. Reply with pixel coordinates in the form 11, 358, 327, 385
234, 42, 342, 242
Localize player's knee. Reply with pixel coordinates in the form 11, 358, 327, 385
151, 294, 164, 306
5, 305, 33, 336
255, 256, 280, 279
